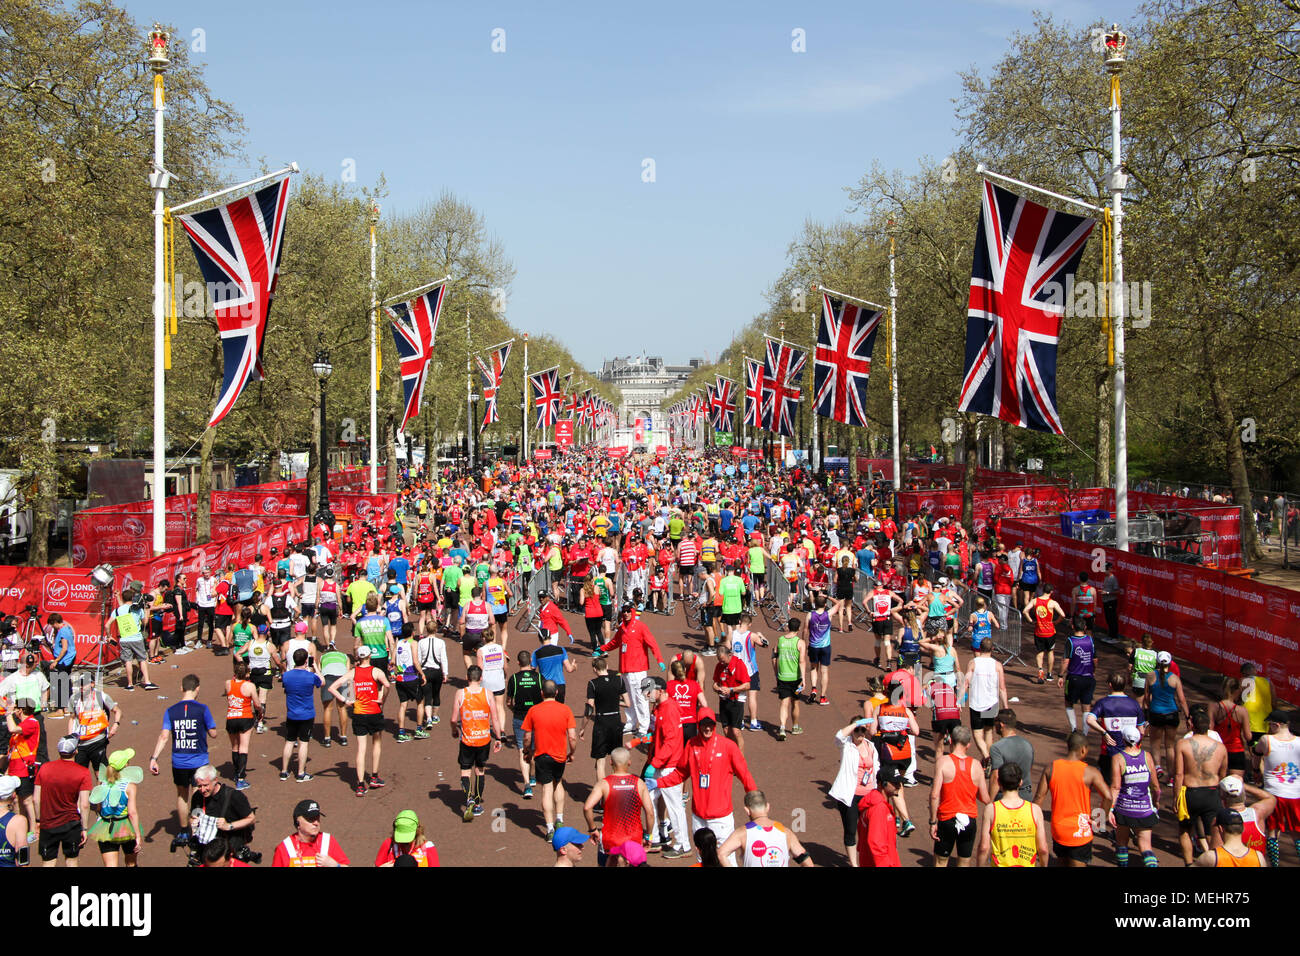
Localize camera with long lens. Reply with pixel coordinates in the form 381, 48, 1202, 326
233, 846, 262, 865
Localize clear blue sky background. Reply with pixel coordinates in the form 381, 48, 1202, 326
129, 0, 1140, 369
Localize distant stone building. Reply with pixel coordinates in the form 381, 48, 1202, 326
597, 356, 703, 426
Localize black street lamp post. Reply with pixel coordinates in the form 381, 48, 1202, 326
312, 347, 335, 532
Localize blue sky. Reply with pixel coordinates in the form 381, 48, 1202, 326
131, 0, 1140, 368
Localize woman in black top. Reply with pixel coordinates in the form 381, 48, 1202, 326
833, 555, 857, 633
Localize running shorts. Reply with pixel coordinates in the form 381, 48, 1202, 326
934, 816, 976, 859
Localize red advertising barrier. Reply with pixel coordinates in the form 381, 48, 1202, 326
1001, 518, 1300, 701
897, 484, 1071, 535
71, 511, 194, 568
114, 517, 310, 592
533, 448, 553, 460
555, 421, 574, 448
606, 447, 629, 458
730, 447, 748, 458
333, 493, 399, 526
0, 566, 119, 666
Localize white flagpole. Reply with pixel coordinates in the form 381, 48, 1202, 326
168, 164, 300, 214
522, 333, 530, 460
378, 275, 452, 310
368, 203, 379, 494
890, 236, 901, 492
973, 164, 1106, 215
812, 284, 887, 312
149, 27, 169, 555
1105, 26, 1131, 551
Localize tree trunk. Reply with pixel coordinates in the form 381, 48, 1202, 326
848, 427, 859, 483
1095, 369, 1112, 487
25, 443, 55, 568
961, 412, 978, 530
385, 414, 398, 493
1205, 354, 1262, 561
195, 342, 223, 544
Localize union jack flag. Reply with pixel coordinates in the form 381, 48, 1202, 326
578, 388, 594, 428
814, 293, 882, 427
475, 341, 512, 431
177, 176, 292, 428
762, 337, 805, 438
530, 366, 563, 428
384, 281, 447, 434
958, 180, 1095, 434
743, 357, 766, 428
710, 377, 737, 432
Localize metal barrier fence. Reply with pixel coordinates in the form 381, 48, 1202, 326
950, 579, 1025, 667
768, 570, 793, 628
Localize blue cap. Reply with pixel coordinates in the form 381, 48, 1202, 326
551, 826, 589, 851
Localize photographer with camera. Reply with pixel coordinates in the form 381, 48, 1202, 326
188, 764, 257, 865
111, 586, 157, 692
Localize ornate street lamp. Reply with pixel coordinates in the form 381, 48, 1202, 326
313, 347, 335, 533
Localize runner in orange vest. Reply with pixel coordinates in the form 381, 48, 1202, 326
327, 646, 392, 798
223, 661, 262, 792
452, 664, 502, 823
1033, 731, 1112, 867
1023, 584, 1065, 684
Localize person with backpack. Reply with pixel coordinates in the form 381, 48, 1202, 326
263, 582, 296, 651
232, 564, 257, 620
413, 562, 439, 635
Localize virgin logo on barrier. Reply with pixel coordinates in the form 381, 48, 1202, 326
41, 573, 102, 614
355, 499, 372, 516
246, 518, 266, 530
261, 497, 281, 515
123, 516, 147, 537
71, 545, 86, 567
214, 494, 229, 510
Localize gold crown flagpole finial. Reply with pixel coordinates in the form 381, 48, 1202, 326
147, 25, 169, 73
1103, 24, 1127, 74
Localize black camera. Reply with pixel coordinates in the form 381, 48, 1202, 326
233, 846, 262, 865
24, 604, 37, 615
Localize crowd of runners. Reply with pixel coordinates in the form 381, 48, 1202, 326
1, 446, 1296, 868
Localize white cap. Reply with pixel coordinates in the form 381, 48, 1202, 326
1219, 776, 1244, 797
0, 776, 19, 799
356, 645, 372, 659
1156, 651, 1173, 665
1121, 727, 1142, 746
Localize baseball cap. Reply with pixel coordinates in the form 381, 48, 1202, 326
608, 839, 647, 865
293, 799, 324, 822
1267, 709, 1290, 725
0, 776, 19, 799
1156, 651, 1172, 665
294, 621, 308, 634
551, 825, 589, 851
1121, 727, 1143, 746
392, 809, 419, 843
57, 735, 79, 755
877, 765, 904, 788
356, 645, 372, 659
937, 576, 949, 586
108, 748, 135, 772
639, 675, 666, 696
1215, 808, 1243, 828
1219, 776, 1244, 797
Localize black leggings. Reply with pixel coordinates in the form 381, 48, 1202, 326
837, 794, 863, 846
196, 606, 217, 643
585, 616, 604, 650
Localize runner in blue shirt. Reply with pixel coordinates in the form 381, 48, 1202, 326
149, 674, 217, 848
281, 649, 322, 782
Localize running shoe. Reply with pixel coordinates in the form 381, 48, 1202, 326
790, 725, 804, 735
235, 779, 251, 791
396, 731, 412, 743
368, 775, 387, 789
818, 696, 829, 706
643, 839, 662, 853
296, 773, 313, 783
124, 684, 135, 692
279, 771, 291, 781
356, 783, 367, 798
903, 777, 920, 788
523, 784, 534, 800
338, 736, 348, 747
702, 647, 717, 656
544, 826, 555, 842
255, 721, 266, 734
662, 846, 691, 860
321, 738, 332, 749
472, 801, 485, 816
747, 720, 762, 731
807, 692, 818, 705
777, 729, 787, 742
142, 682, 159, 691
413, 728, 430, 739
898, 819, 916, 838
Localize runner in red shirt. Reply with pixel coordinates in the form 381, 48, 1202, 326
712, 646, 751, 754
667, 660, 707, 742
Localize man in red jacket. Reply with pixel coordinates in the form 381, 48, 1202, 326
538, 595, 572, 645
858, 765, 903, 866
653, 708, 757, 863
598, 606, 664, 744
642, 676, 689, 859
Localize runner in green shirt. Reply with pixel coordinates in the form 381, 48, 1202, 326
772, 619, 806, 741
718, 566, 748, 646
441, 562, 464, 632
747, 543, 768, 602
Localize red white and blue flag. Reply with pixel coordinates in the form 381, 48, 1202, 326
384, 281, 447, 434
814, 293, 882, 427
530, 366, 563, 429
475, 341, 512, 431
958, 180, 1095, 435
177, 176, 292, 428
761, 337, 805, 438
710, 377, 737, 432
743, 357, 766, 428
